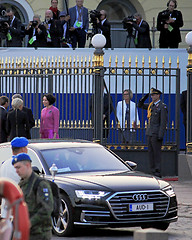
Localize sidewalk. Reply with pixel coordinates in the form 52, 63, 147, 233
166, 180, 192, 240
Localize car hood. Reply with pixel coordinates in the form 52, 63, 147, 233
55, 171, 164, 192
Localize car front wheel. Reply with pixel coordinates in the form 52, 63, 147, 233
52, 193, 74, 237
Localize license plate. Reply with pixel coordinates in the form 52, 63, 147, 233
129, 203, 153, 212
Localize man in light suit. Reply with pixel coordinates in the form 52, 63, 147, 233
116, 89, 139, 143
69, 0, 89, 48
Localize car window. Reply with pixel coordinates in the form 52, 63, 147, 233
40, 147, 130, 174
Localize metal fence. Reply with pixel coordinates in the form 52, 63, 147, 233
0, 54, 180, 151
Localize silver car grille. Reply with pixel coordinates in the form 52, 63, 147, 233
107, 190, 169, 220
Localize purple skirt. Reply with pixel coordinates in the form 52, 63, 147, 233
41, 129, 59, 139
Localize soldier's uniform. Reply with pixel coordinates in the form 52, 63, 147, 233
12, 153, 53, 240
138, 88, 168, 177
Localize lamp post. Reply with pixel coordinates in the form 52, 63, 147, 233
91, 34, 106, 143
185, 32, 192, 153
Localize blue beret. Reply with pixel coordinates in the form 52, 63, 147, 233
11, 137, 29, 148
12, 153, 32, 165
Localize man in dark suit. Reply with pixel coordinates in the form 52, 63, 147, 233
5, 8, 22, 47
90, 87, 113, 138
0, 96, 9, 143
138, 88, 168, 177
96, 10, 111, 48
9, 94, 35, 139
157, 0, 183, 48
69, 0, 89, 48
129, 12, 152, 48
25, 15, 47, 48
42, 9, 62, 47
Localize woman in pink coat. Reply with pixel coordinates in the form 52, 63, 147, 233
40, 93, 59, 139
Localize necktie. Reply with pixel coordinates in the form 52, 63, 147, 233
125, 104, 130, 128
77, 7, 82, 22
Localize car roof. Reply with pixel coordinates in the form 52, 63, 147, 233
27, 139, 103, 151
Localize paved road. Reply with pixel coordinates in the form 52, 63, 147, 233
52, 180, 192, 240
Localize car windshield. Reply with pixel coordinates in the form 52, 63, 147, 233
41, 147, 130, 174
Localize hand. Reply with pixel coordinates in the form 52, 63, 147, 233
164, 23, 168, 29
166, 18, 175, 24
69, 27, 75, 31
139, 93, 149, 103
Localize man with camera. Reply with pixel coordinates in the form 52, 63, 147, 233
4, 8, 22, 47
95, 10, 111, 48
69, 0, 89, 48
25, 15, 47, 48
43, 9, 62, 47
157, 0, 183, 48
126, 13, 152, 48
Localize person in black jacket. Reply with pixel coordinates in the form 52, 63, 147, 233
5, 8, 22, 47
9, 94, 35, 139
138, 88, 168, 177
0, 96, 9, 143
157, 0, 183, 48
128, 12, 152, 48
7, 98, 30, 141
42, 9, 62, 47
96, 10, 111, 48
25, 15, 47, 48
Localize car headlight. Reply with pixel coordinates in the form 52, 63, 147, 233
162, 185, 176, 197
75, 190, 109, 200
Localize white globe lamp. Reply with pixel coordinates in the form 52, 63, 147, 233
91, 34, 106, 55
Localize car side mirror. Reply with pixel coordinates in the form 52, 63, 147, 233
126, 160, 137, 170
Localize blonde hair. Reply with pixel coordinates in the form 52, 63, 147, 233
12, 98, 23, 109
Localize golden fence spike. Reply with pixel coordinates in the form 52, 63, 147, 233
67, 120, 70, 128
66, 56, 68, 68
51, 56, 54, 67
90, 120, 92, 128
58, 56, 61, 68
155, 56, 158, 68
70, 56, 72, 68
115, 56, 118, 67
71, 120, 73, 128
109, 55, 111, 68
149, 56, 151, 68
118, 121, 120, 129
135, 56, 138, 68
48, 56, 50, 68
82, 120, 85, 128
78, 120, 81, 128
5, 57, 8, 68
77, 55, 80, 67
63, 120, 66, 128
60, 120, 62, 128
74, 120, 77, 128
88, 55, 91, 67
138, 120, 140, 129
104, 120, 107, 128
111, 120, 114, 129
172, 121, 174, 129
12, 57, 14, 68
162, 56, 165, 68
86, 120, 88, 128
85, 56, 87, 67
122, 56, 125, 68
169, 56, 172, 68
73, 55, 76, 67
142, 56, 144, 68
145, 120, 147, 128
38, 119, 41, 126
81, 56, 83, 67
125, 120, 127, 129
132, 120, 134, 129
9, 57, 11, 68
177, 56, 179, 68
129, 56, 131, 67
62, 56, 65, 68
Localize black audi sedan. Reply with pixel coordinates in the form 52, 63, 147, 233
0, 140, 177, 237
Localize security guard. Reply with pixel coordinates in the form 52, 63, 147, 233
12, 153, 53, 240
138, 88, 168, 177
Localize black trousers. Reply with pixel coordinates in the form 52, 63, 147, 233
147, 135, 163, 176
70, 28, 86, 48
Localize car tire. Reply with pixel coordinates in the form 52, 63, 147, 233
52, 193, 74, 237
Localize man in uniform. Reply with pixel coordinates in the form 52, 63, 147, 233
138, 88, 168, 177
0, 137, 29, 218
12, 153, 53, 240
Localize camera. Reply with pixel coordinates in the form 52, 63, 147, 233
89, 10, 101, 26
122, 15, 136, 35
158, 10, 170, 22
0, 8, 9, 35
31, 20, 38, 27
